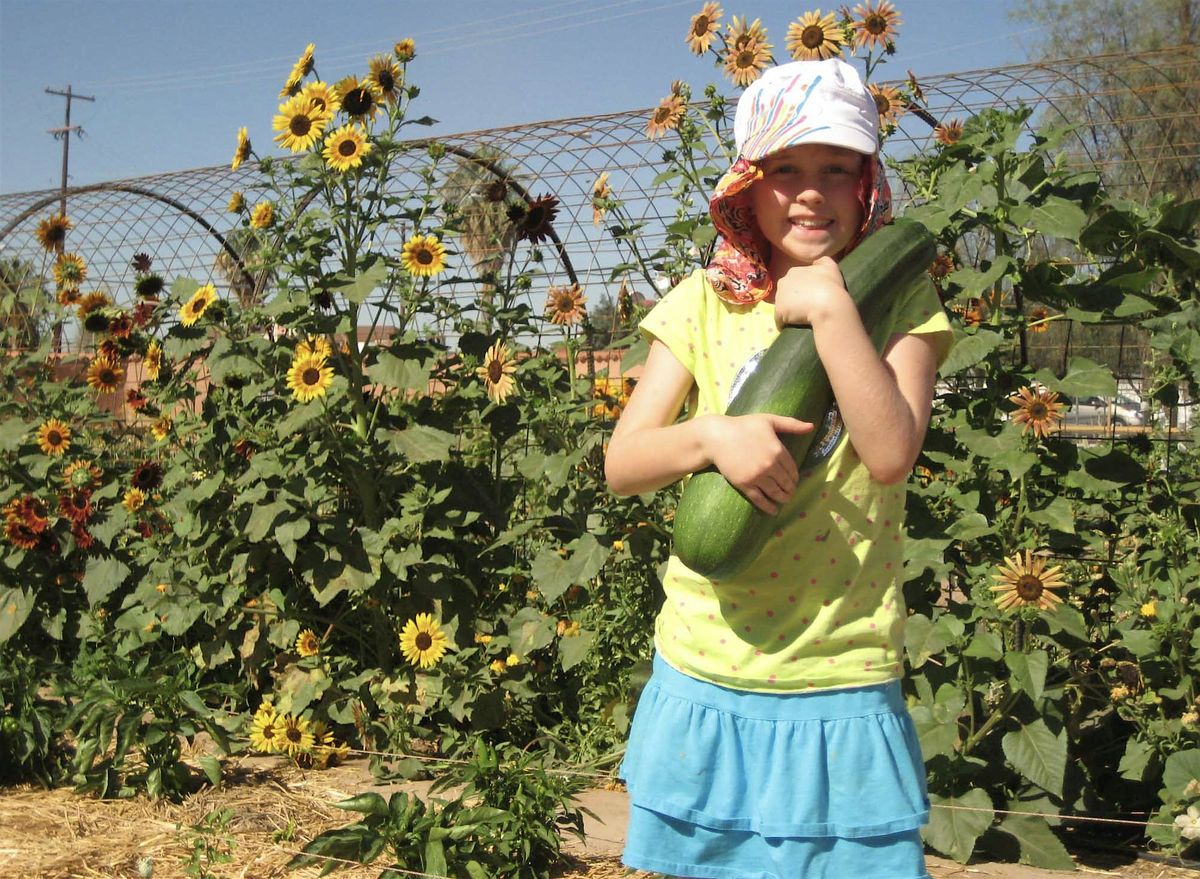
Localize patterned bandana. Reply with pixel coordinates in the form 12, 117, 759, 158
705, 154, 893, 306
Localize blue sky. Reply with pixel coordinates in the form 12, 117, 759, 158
0, 0, 1029, 195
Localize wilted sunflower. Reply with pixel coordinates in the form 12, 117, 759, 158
686, 2, 723, 54
511, 194, 560, 244
36, 214, 72, 252
86, 357, 124, 395
299, 80, 340, 118
723, 18, 773, 87
83, 307, 111, 335
279, 715, 315, 758
131, 460, 164, 492
1027, 305, 1052, 333
281, 42, 315, 97
934, 119, 964, 146
273, 92, 330, 153
143, 341, 162, 382
131, 252, 153, 273
592, 172, 613, 227
850, 0, 901, 50
476, 341, 518, 404
249, 706, 281, 753
296, 335, 333, 361
287, 353, 334, 403
295, 629, 320, 657
179, 283, 218, 328
646, 93, 686, 140
787, 10, 844, 60
1008, 385, 1064, 439
400, 233, 448, 277
545, 283, 587, 326
122, 487, 146, 514
63, 459, 102, 490
869, 83, 906, 128
399, 613, 449, 669
231, 127, 252, 171
617, 278, 636, 322
336, 75, 383, 122
36, 419, 71, 456
322, 123, 373, 172
992, 550, 1068, 612
394, 38, 416, 62
368, 54, 403, 104
54, 253, 87, 290
226, 191, 245, 213
250, 200, 274, 229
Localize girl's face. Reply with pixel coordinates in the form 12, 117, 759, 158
749, 143, 866, 275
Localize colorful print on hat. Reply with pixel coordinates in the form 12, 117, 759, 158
705, 59, 892, 306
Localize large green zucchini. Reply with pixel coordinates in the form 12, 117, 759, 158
671, 218, 937, 580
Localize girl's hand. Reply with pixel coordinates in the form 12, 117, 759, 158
773, 256, 854, 330
705, 414, 814, 515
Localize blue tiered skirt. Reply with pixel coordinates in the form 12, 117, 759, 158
620, 654, 931, 879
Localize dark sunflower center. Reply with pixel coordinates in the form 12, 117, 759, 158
415, 632, 433, 651
378, 71, 395, 91
488, 361, 504, 382
654, 106, 672, 124
1016, 574, 1044, 601
290, 114, 311, 136
802, 25, 826, 48
1029, 402, 1048, 419
345, 88, 372, 115
286, 727, 302, 743
737, 49, 756, 66
874, 94, 889, 113
415, 248, 433, 265
692, 16, 710, 36
48, 430, 63, 445
303, 367, 321, 385
101, 368, 117, 384
338, 139, 357, 157
865, 14, 887, 34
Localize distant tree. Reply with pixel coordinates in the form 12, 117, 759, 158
1016, 0, 1199, 201
0, 257, 49, 350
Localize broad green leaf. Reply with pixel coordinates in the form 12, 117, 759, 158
963, 628, 1003, 660
1005, 650, 1049, 702
996, 814, 1075, 870
0, 588, 34, 643
246, 501, 289, 543
924, 789, 994, 863
529, 533, 608, 603
1118, 629, 1158, 659
198, 755, 222, 787
947, 512, 993, 541
0, 417, 32, 452
367, 353, 433, 393
946, 256, 1015, 299
1035, 357, 1116, 398
276, 400, 324, 435
941, 329, 1005, 375
388, 424, 456, 462
1163, 749, 1200, 799
507, 606, 556, 657
558, 629, 595, 672
1025, 497, 1075, 535
1002, 719, 1065, 796
82, 557, 131, 606
1011, 196, 1088, 241
1117, 737, 1152, 782
333, 260, 388, 304
905, 613, 947, 669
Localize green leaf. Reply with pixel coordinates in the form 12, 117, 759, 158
335, 792, 390, 817
1117, 737, 1152, 782
946, 256, 1015, 299
1036, 357, 1116, 398
333, 260, 388, 305
82, 557, 131, 606
367, 353, 432, 393
0, 588, 34, 643
424, 839, 447, 877
276, 400, 324, 435
1025, 497, 1075, 535
1163, 749, 1200, 799
924, 789, 994, 863
1011, 196, 1088, 241
963, 628, 1003, 660
1005, 650, 1049, 702
388, 424, 457, 462
0, 417, 32, 452
996, 814, 1075, 870
198, 755, 222, 787
941, 330, 1005, 375
246, 501, 289, 543
558, 629, 595, 672
947, 512, 993, 541
507, 606, 556, 657
905, 613, 948, 669
1002, 719, 1065, 796
529, 533, 608, 603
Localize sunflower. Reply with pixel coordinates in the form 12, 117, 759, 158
4, 520, 39, 551
249, 200, 274, 229
723, 22, 773, 88
126, 387, 149, 411
476, 341, 518, 404
618, 278, 636, 322
131, 460, 164, 492
58, 488, 93, 524
278, 714, 314, 758
54, 253, 87, 290
646, 93, 686, 140
296, 82, 339, 121
934, 119, 964, 146
6, 496, 49, 532
179, 283, 218, 328
150, 416, 172, 442
56, 287, 80, 306
1027, 305, 1052, 333
336, 75, 382, 122
545, 283, 587, 326
107, 311, 133, 339
322, 123, 373, 172
36, 419, 71, 456
143, 341, 162, 382
122, 487, 146, 513
400, 233, 448, 277
295, 629, 320, 657
135, 273, 165, 299
869, 83, 906, 128
954, 299, 985, 327
1008, 385, 1065, 440
249, 706, 282, 753
287, 353, 334, 403
510, 194, 560, 244
132, 252, 153, 272
368, 54, 403, 104
296, 335, 333, 361
63, 459, 102, 490
787, 10, 844, 60
928, 252, 956, 281
226, 191, 245, 213
592, 172, 613, 227
992, 550, 1068, 612
394, 38, 416, 62
850, 0, 901, 51
86, 357, 124, 394
281, 42, 315, 97
305, 721, 348, 769
36, 214, 72, 252
231, 127, 252, 171
83, 308, 111, 334
399, 613, 449, 669
686, 2, 723, 54
273, 92, 330, 153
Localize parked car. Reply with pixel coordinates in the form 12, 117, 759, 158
1064, 393, 1145, 426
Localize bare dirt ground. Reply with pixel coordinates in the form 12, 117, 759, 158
1, 752, 1195, 879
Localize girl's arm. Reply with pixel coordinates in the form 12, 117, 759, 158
605, 339, 814, 514
774, 257, 949, 484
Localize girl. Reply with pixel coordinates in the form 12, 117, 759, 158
605, 58, 953, 879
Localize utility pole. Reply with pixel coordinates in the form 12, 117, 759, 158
45, 85, 95, 216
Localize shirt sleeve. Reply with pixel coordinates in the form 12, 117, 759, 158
638, 269, 706, 375
887, 277, 955, 368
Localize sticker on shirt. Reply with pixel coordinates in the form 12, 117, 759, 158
727, 348, 844, 466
